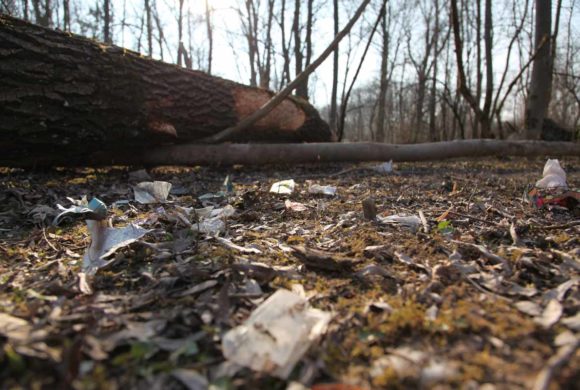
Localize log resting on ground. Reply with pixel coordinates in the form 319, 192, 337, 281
0, 15, 332, 163
4, 140, 579, 167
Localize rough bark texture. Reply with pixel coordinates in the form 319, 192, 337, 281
4, 140, 578, 167
526, 0, 553, 139
0, 15, 331, 164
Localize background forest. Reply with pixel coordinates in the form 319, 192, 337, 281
1, 0, 579, 143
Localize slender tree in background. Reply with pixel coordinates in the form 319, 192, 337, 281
375, 2, 389, 143
329, 0, 339, 136
103, 0, 111, 44
279, 0, 292, 87
450, 0, 494, 138
63, 0, 70, 31
526, 0, 553, 139
301, 0, 314, 98
205, 0, 213, 74
31, 0, 51, 27
260, 0, 275, 89
177, 0, 184, 66
145, 0, 153, 56
293, 0, 305, 98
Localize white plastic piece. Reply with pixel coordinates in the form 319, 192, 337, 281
270, 180, 296, 194
535, 159, 568, 189
83, 221, 151, 274
372, 160, 393, 174
308, 184, 337, 196
377, 214, 422, 229
222, 289, 332, 379
134, 181, 172, 204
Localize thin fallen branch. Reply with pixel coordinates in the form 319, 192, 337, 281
65, 140, 580, 168
538, 221, 580, 230
199, 0, 372, 144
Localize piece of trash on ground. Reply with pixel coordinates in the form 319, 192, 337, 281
216, 237, 262, 254
534, 299, 563, 329
308, 184, 337, 196
528, 159, 579, 209
372, 160, 393, 174
378, 214, 422, 230
536, 159, 568, 190
221, 288, 332, 379
191, 205, 236, 235
285, 200, 308, 212
53, 197, 107, 225
134, 181, 172, 204
270, 179, 295, 195
83, 221, 151, 274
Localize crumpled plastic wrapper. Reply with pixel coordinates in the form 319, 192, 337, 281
222, 289, 332, 379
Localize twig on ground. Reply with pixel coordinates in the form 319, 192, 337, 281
539, 221, 580, 230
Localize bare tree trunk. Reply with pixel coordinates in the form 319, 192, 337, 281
153, 5, 165, 60
338, 1, 386, 141
481, 0, 493, 138
475, 0, 482, 138
259, 0, 275, 89
450, 0, 493, 139
145, 0, 153, 56
279, 0, 291, 86
428, 0, 440, 142
62, 0, 70, 31
177, 0, 184, 66
526, 0, 553, 139
329, 0, 339, 136
293, 0, 307, 98
243, 0, 258, 87
23, 0, 29, 21
376, 4, 389, 143
300, 0, 314, 98
32, 0, 50, 27
103, 0, 111, 44
0, 13, 331, 166
205, 0, 213, 74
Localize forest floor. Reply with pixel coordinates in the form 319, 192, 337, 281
0, 157, 579, 390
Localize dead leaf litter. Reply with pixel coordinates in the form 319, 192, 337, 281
0, 158, 578, 389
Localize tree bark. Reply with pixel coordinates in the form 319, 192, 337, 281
328, 0, 339, 136
0, 15, 331, 164
526, 0, 553, 139
6, 141, 577, 167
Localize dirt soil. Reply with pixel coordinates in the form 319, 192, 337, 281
0, 157, 579, 389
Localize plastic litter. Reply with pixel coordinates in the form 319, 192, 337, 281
536, 159, 567, 189
528, 159, 578, 209
372, 160, 393, 174
378, 214, 422, 229
134, 181, 172, 204
270, 179, 295, 195
221, 289, 332, 379
53, 197, 107, 225
308, 184, 337, 196
83, 220, 151, 274
191, 205, 236, 235
285, 199, 308, 212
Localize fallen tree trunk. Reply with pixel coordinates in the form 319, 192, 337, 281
0, 15, 331, 162
5, 140, 578, 167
